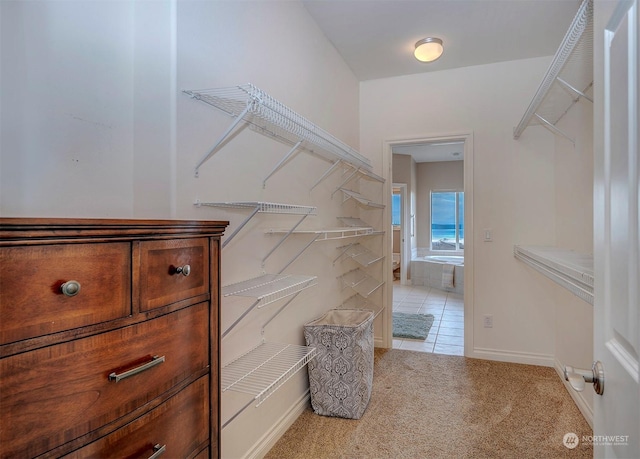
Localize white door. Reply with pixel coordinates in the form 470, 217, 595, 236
594, 0, 639, 457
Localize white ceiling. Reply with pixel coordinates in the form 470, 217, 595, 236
301, 0, 581, 162
302, 0, 580, 81
393, 141, 465, 162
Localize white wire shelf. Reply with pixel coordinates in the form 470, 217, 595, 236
337, 217, 372, 227
351, 166, 385, 183
513, 0, 593, 143
340, 189, 385, 209
197, 201, 317, 215
265, 217, 384, 241
221, 341, 316, 428
222, 342, 316, 404
335, 243, 384, 267
338, 268, 384, 298
266, 227, 383, 240
196, 201, 317, 250
514, 245, 593, 304
330, 164, 385, 196
222, 274, 317, 308
183, 84, 372, 177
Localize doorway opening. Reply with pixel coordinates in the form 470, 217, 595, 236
385, 133, 473, 356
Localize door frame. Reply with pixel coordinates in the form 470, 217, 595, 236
392, 183, 410, 285
382, 132, 474, 353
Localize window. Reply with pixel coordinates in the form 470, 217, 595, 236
431, 191, 464, 251
392, 193, 401, 226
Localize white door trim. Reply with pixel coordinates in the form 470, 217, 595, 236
382, 132, 474, 355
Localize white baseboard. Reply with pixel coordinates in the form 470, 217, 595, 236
470, 347, 555, 367
245, 390, 310, 459
374, 336, 387, 348
554, 358, 594, 428
469, 349, 592, 427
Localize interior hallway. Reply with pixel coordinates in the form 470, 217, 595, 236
392, 282, 464, 355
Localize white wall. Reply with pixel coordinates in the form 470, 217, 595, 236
361, 55, 594, 421
553, 100, 594, 423
176, 3, 374, 458
1, 1, 370, 458
361, 57, 560, 365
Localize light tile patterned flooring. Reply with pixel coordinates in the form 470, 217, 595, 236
392, 282, 464, 355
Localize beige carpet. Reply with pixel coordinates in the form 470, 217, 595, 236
265, 349, 592, 459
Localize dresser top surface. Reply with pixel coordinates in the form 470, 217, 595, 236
0, 218, 229, 244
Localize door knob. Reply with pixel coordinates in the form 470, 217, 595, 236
564, 361, 604, 395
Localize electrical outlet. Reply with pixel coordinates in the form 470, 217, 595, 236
483, 315, 493, 328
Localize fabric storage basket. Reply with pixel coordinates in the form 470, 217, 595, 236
303, 309, 374, 419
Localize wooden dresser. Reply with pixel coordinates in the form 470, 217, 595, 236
0, 218, 227, 459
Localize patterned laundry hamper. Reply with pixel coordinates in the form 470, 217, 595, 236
303, 309, 374, 419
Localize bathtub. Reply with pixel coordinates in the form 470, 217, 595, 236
411, 255, 464, 294
423, 255, 464, 265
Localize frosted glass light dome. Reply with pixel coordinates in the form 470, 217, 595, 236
414, 37, 443, 63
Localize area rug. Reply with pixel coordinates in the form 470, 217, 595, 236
392, 312, 434, 339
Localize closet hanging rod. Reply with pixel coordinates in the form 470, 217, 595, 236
514, 245, 593, 304
513, 0, 593, 140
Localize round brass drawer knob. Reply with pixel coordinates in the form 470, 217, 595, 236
175, 265, 191, 277
61, 280, 81, 297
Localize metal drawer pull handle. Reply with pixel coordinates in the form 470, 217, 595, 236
148, 444, 166, 459
108, 355, 165, 383
175, 264, 191, 276
60, 280, 81, 297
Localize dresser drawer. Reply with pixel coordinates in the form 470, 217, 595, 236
63, 376, 209, 459
0, 303, 209, 459
0, 242, 131, 345
138, 238, 209, 311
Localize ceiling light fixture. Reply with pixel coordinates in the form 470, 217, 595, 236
414, 37, 443, 63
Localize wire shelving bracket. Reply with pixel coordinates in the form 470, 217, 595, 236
195, 201, 317, 252
221, 273, 317, 338
340, 189, 385, 209
263, 220, 384, 286
337, 217, 373, 227
183, 84, 372, 178
221, 341, 316, 429
329, 163, 386, 197
266, 226, 382, 241
338, 268, 384, 298
334, 243, 384, 267
514, 245, 593, 304
222, 274, 318, 307
513, 0, 593, 144
339, 291, 384, 319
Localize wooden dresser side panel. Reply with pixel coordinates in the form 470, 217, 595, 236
210, 237, 221, 459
